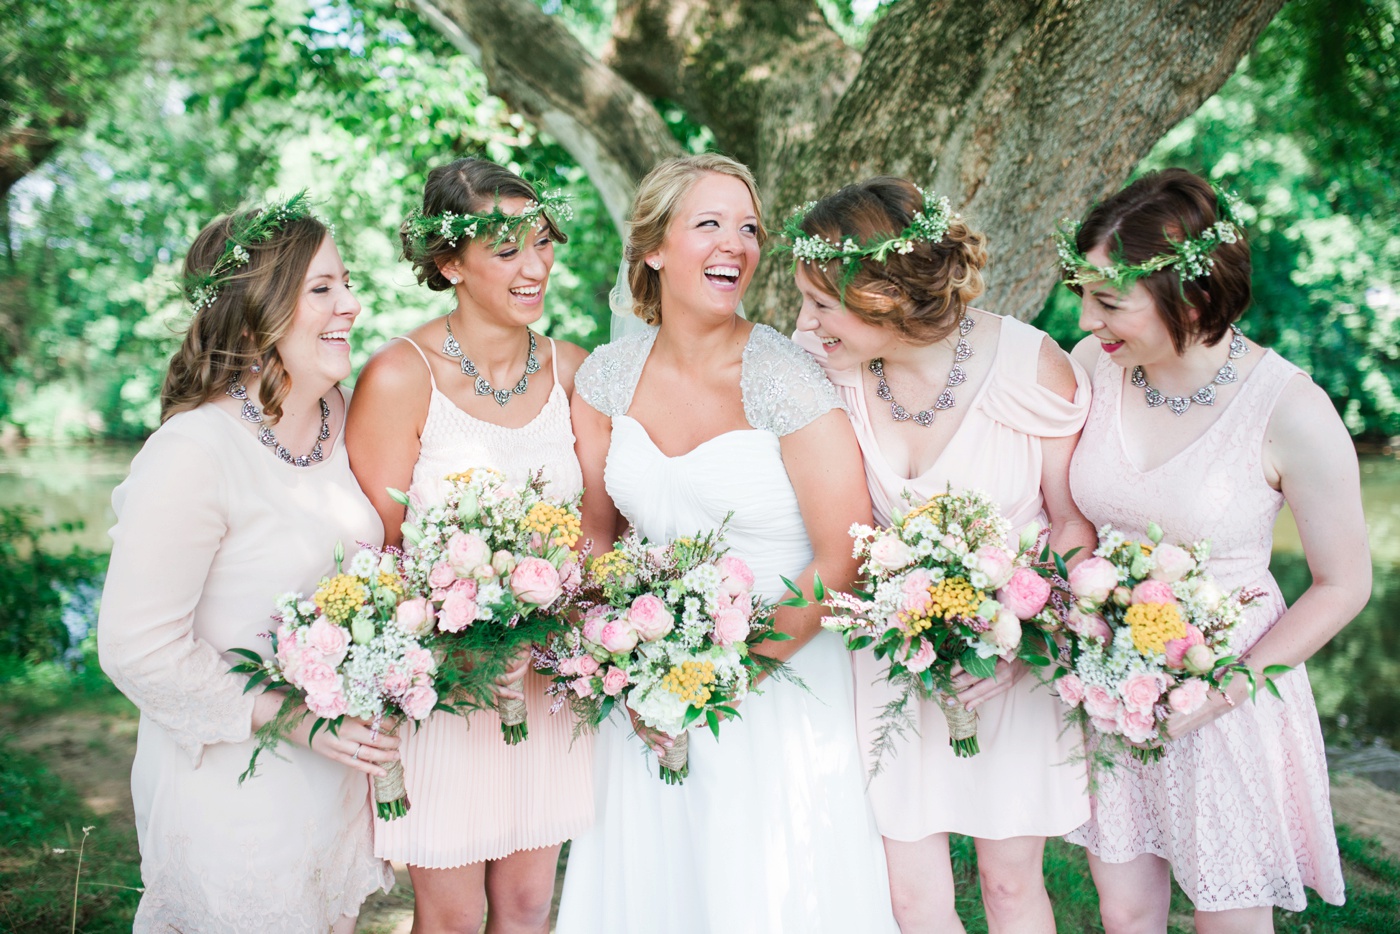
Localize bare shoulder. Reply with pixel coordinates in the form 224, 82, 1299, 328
1264, 371, 1355, 483
1070, 334, 1101, 373
550, 338, 589, 393
1035, 334, 1079, 401
352, 336, 432, 403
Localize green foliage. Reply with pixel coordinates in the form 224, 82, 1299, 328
0, 507, 104, 664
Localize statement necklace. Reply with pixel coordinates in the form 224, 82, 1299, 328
870, 316, 975, 427
442, 319, 540, 407
1130, 324, 1249, 416
226, 378, 330, 466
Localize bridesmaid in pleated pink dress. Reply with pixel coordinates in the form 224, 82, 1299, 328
791, 177, 1095, 933
1061, 169, 1369, 933
346, 159, 591, 933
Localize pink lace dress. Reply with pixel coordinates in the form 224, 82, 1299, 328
797, 314, 1092, 840
372, 336, 593, 868
1065, 347, 1345, 911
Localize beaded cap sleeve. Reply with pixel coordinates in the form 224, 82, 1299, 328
741, 323, 845, 436
573, 328, 659, 417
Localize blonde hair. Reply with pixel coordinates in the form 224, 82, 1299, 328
161, 211, 328, 424
799, 177, 987, 344
624, 154, 766, 326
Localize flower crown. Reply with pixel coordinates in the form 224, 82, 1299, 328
774, 186, 958, 292
1054, 184, 1245, 291
185, 191, 318, 311
402, 189, 574, 253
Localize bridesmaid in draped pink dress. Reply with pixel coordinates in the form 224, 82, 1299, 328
792, 177, 1095, 933
346, 159, 591, 934
1061, 169, 1370, 933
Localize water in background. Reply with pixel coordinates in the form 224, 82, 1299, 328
2, 442, 1396, 749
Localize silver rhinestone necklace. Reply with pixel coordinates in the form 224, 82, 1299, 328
1130, 324, 1249, 416
442, 319, 540, 406
870, 316, 975, 427
226, 378, 330, 466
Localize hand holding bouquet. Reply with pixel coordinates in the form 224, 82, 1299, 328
819, 489, 1063, 765
1055, 521, 1285, 763
538, 525, 790, 784
394, 468, 584, 744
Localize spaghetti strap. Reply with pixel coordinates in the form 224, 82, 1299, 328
548, 336, 559, 383
392, 335, 438, 392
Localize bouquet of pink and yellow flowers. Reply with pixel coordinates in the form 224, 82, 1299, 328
1054, 521, 1284, 763
538, 525, 791, 784
393, 468, 584, 744
819, 489, 1064, 764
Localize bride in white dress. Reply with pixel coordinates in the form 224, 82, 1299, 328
556, 154, 897, 933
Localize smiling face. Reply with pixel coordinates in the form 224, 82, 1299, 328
647, 172, 760, 321
1077, 243, 1183, 370
440, 196, 556, 327
274, 235, 361, 390
793, 264, 898, 366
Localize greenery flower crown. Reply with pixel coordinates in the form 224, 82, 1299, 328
185, 191, 319, 311
1054, 184, 1245, 292
772, 186, 959, 293
402, 189, 574, 254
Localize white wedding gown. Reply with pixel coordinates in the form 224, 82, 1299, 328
556, 324, 896, 933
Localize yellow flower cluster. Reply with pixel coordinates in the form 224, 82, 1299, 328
905, 495, 946, 527
444, 467, 503, 486
376, 571, 405, 599
896, 577, 985, 635
313, 574, 368, 625
1126, 602, 1186, 655
589, 549, 633, 582
525, 501, 581, 548
661, 660, 717, 706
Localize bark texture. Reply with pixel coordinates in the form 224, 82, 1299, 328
419, 0, 1285, 328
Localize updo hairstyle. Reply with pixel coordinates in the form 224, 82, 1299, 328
401, 158, 569, 291
161, 210, 328, 425
624, 153, 767, 326
1072, 168, 1251, 353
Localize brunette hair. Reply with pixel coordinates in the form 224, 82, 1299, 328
400, 158, 568, 291
798, 177, 987, 344
161, 211, 328, 424
624, 153, 767, 326
1073, 168, 1251, 352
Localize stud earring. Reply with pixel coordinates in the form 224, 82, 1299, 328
647, 260, 661, 270
250, 362, 262, 374
449, 275, 460, 284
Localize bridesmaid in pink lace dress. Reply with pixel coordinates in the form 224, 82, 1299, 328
346, 160, 591, 933
99, 201, 397, 931
1061, 169, 1370, 932
791, 177, 1096, 933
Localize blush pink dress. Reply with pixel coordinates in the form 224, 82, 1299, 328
797, 313, 1092, 841
98, 395, 393, 932
1065, 347, 1345, 911
373, 336, 593, 868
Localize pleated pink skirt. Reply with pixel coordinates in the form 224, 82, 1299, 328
374, 670, 594, 867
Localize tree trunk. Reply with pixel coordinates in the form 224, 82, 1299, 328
419, 0, 1285, 329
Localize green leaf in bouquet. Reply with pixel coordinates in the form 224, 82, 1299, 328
1262, 664, 1291, 677
812, 572, 827, 602
683, 705, 703, 728
959, 648, 998, 680
228, 647, 267, 663
1053, 552, 1070, 580
241, 669, 270, 694
598, 695, 616, 723
1264, 679, 1282, 700
715, 704, 740, 720
779, 575, 810, 607
706, 709, 721, 739
387, 487, 411, 507
852, 633, 876, 652
918, 667, 935, 694
1061, 546, 1083, 562
1020, 653, 1053, 668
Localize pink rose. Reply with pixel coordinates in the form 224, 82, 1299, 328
1163, 624, 1206, 669
1149, 542, 1195, 583
716, 556, 755, 597
447, 532, 491, 576
904, 638, 936, 673
306, 689, 348, 719
1117, 707, 1158, 744
472, 563, 497, 581
628, 594, 675, 642
571, 676, 595, 698
439, 588, 479, 633
1082, 684, 1121, 721
1183, 644, 1216, 676
711, 605, 750, 647
1112, 586, 1133, 606
1120, 672, 1166, 713
558, 657, 580, 677
298, 658, 340, 696
1066, 607, 1113, 644
718, 589, 753, 617
972, 545, 1016, 589
1131, 579, 1178, 606
986, 608, 1023, 654
869, 534, 914, 572
1168, 678, 1209, 714
395, 597, 436, 637
492, 550, 517, 577
1069, 557, 1118, 603
580, 606, 610, 646
428, 561, 457, 590
305, 618, 351, 667
577, 655, 600, 676
900, 569, 934, 615
1056, 673, 1086, 707
599, 620, 640, 654
383, 668, 412, 698
511, 557, 563, 607
997, 568, 1052, 619
601, 666, 628, 696
1090, 715, 1121, 734
403, 647, 435, 677
401, 684, 438, 720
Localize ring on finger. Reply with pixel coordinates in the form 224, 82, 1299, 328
351, 742, 363, 761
